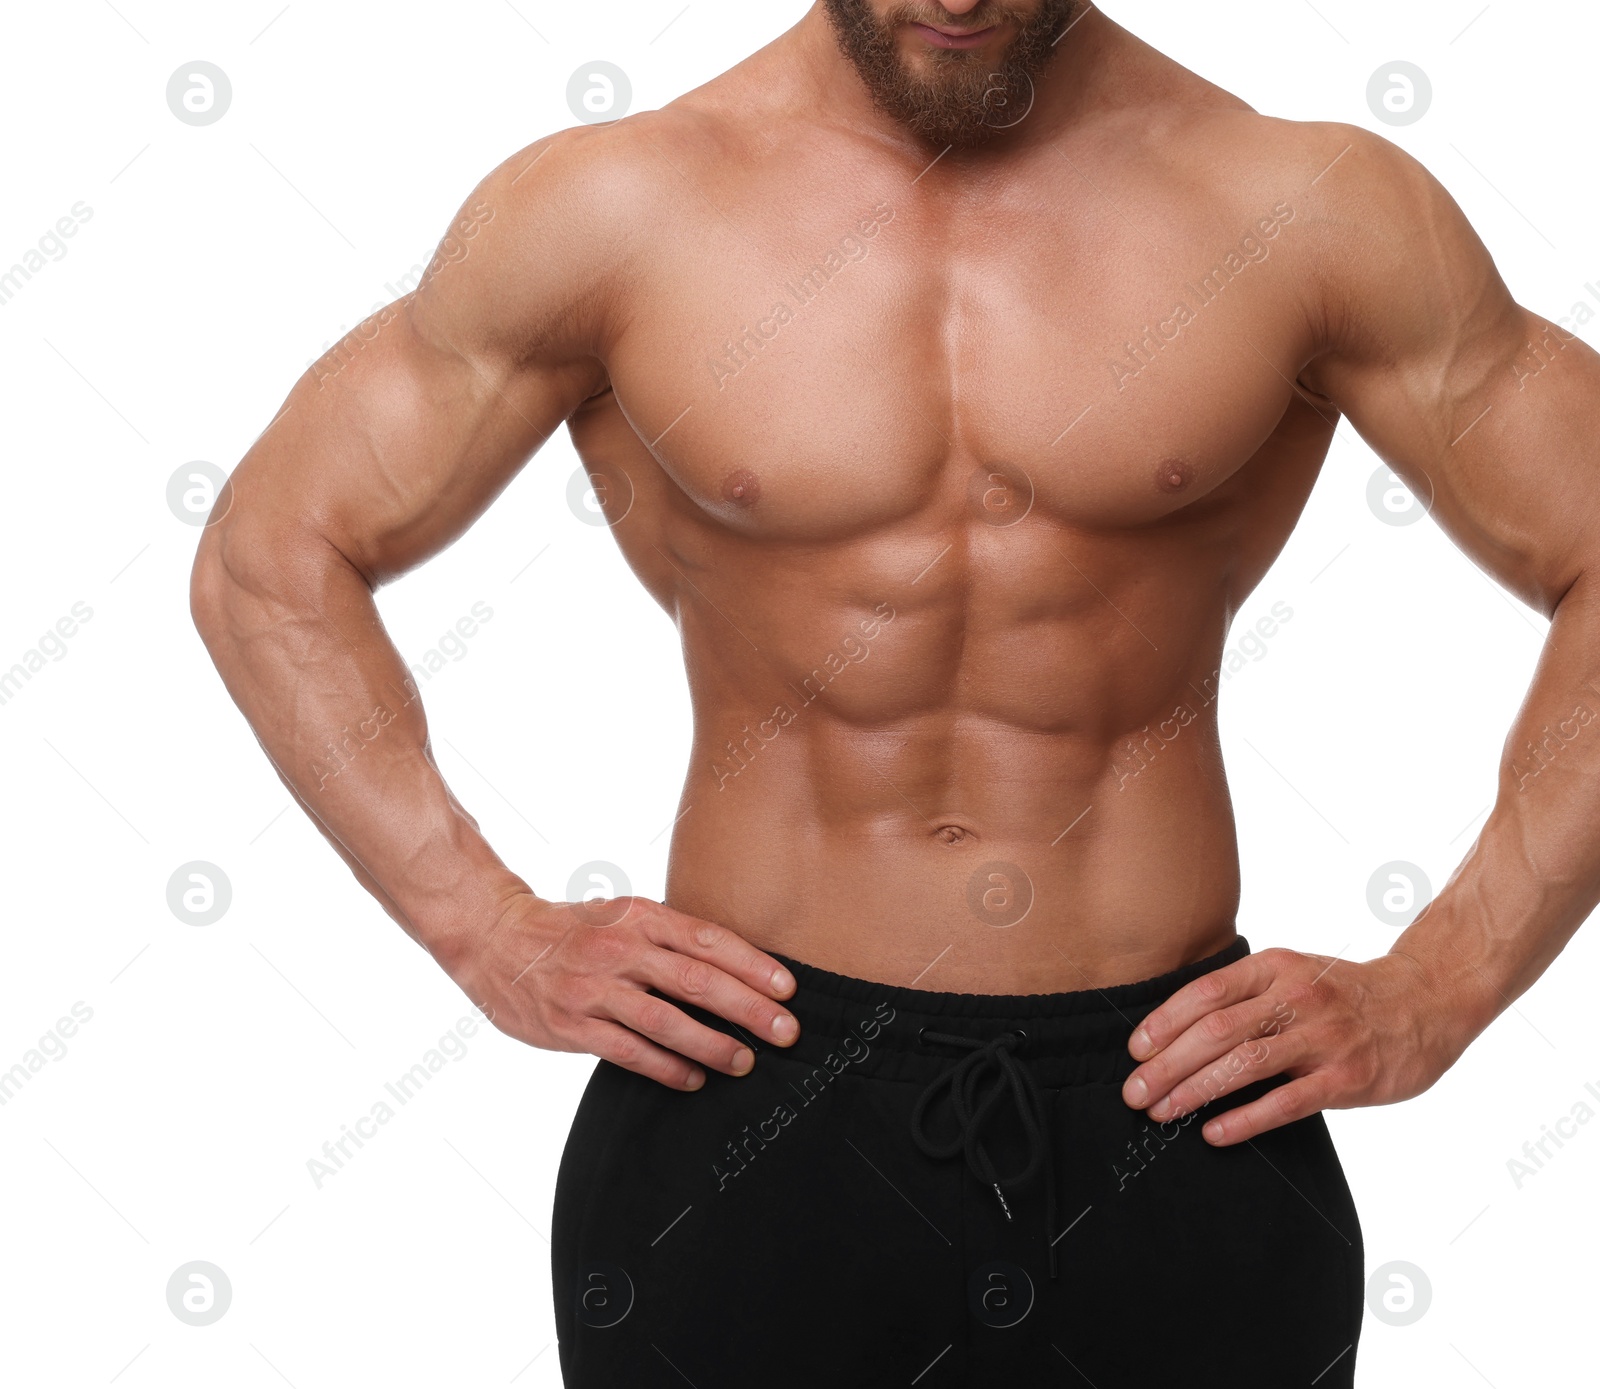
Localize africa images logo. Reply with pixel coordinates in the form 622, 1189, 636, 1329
711, 1001, 895, 1191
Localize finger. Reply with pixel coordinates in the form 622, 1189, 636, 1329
638, 940, 800, 1048
648, 909, 798, 1001
1123, 995, 1279, 1112
586, 1020, 707, 1092
609, 986, 760, 1078
1200, 1076, 1328, 1147
1129, 953, 1275, 1060
1148, 1031, 1305, 1123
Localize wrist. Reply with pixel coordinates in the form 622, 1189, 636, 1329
1385, 924, 1505, 1064
426, 885, 562, 979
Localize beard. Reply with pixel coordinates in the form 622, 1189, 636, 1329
822, 0, 1080, 148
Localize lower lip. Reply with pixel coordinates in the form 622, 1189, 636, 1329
910, 22, 999, 50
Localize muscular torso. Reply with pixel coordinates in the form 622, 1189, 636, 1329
564, 33, 1341, 991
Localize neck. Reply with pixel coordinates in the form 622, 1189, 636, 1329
785, 1, 1110, 159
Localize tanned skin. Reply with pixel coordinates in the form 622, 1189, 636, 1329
192, 1, 1600, 1149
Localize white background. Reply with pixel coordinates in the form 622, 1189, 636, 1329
1, 1, 1595, 1384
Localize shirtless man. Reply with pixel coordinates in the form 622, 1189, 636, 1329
190, 2, 1600, 1383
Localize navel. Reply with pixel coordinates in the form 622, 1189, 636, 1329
1154, 457, 1194, 494
722, 468, 762, 507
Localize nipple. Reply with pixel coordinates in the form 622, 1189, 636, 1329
1155, 457, 1194, 494
722, 469, 761, 506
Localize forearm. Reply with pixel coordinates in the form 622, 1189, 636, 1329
191, 510, 531, 964
1393, 567, 1600, 1048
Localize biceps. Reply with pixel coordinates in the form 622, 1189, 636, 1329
1320, 299, 1600, 612
234, 300, 598, 584
1470, 315, 1600, 606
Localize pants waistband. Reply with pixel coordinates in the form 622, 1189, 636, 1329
758, 936, 1250, 1088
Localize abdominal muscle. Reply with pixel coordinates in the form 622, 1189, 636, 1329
661, 697, 1244, 995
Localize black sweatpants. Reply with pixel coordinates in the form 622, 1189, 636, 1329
551, 937, 1364, 1386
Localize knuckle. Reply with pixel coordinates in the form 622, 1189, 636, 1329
1338, 1050, 1376, 1091
1323, 1062, 1357, 1095
692, 921, 722, 950
1199, 1009, 1236, 1043
1282, 980, 1325, 1012
607, 1033, 643, 1067
1194, 970, 1229, 1002
676, 958, 715, 998
632, 996, 674, 1036
1238, 1035, 1271, 1065
1213, 1052, 1243, 1083
738, 990, 775, 1030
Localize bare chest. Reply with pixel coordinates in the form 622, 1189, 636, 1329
587, 156, 1319, 544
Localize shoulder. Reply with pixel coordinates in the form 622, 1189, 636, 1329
477, 100, 744, 227
407, 103, 741, 365
1221, 117, 1455, 243
1142, 102, 1409, 228
1254, 119, 1511, 366
1145, 103, 1505, 355
473, 48, 778, 247
1084, 43, 1370, 239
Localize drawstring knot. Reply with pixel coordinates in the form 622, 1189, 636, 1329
910, 1028, 1059, 1280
